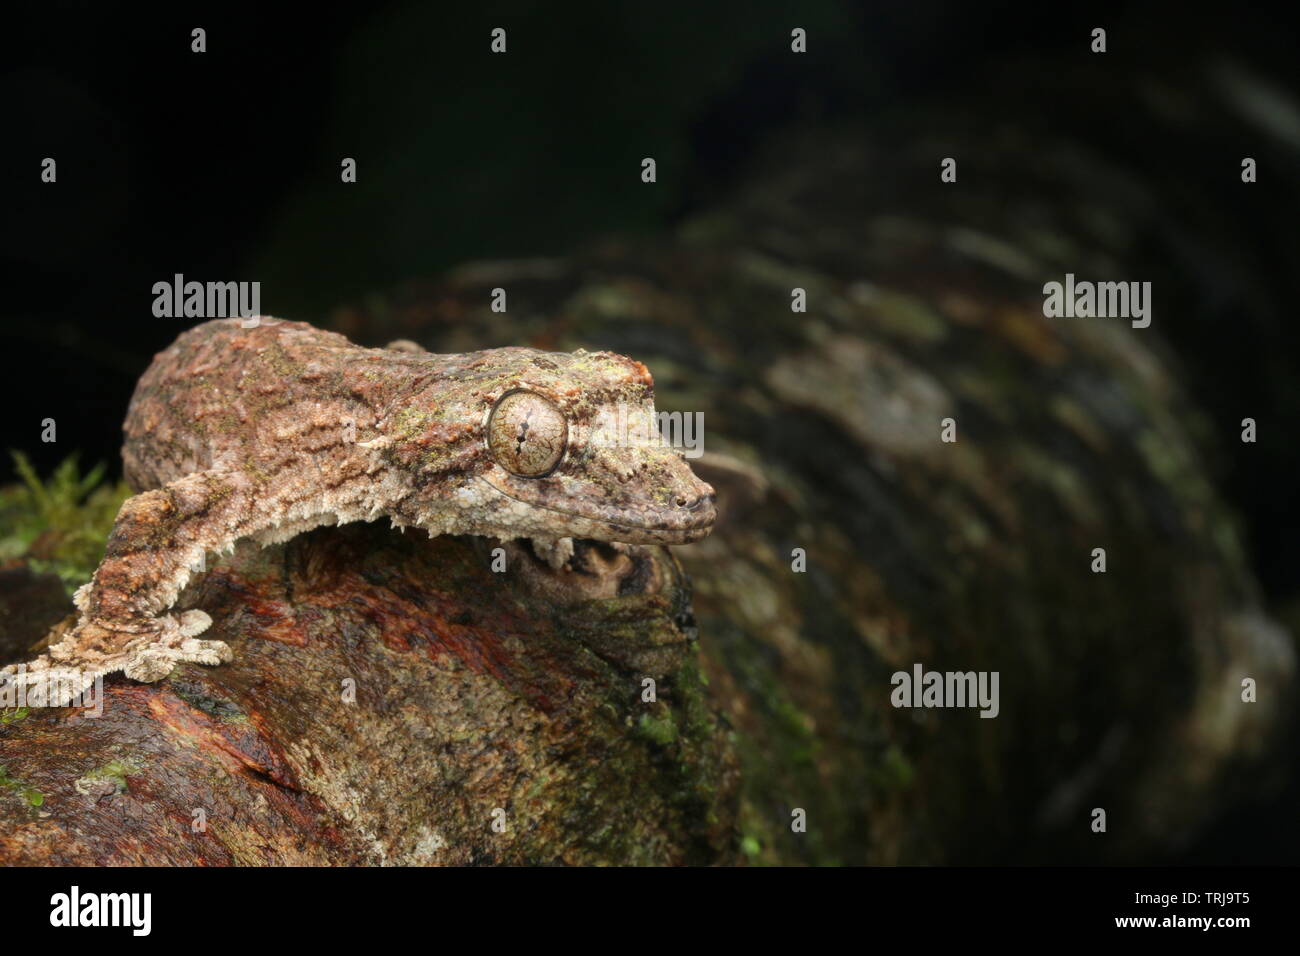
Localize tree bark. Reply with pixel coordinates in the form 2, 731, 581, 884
1, 530, 733, 864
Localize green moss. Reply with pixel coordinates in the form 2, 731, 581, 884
0, 764, 44, 809
637, 711, 678, 745
877, 744, 915, 791
76, 758, 143, 795
711, 617, 842, 864
0, 452, 129, 593
241, 454, 274, 484
390, 405, 431, 440
262, 341, 305, 379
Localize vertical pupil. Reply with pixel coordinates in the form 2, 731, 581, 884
490, 392, 564, 476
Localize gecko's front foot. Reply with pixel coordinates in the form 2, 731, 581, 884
108, 610, 230, 683
121, 612, 231, 682
120, 638, 232, 682
1, 609, 229, 706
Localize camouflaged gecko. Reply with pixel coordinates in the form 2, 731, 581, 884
2, 317, 716, 704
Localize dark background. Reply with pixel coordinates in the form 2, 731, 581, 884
2, 1, 1298, 862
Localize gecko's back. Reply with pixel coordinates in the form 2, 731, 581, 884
122, 318, 388, 492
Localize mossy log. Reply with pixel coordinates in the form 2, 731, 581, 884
0, 530, 732, 864
1, 131, 1293, 865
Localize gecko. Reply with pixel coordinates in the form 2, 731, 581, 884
2, 317, 716, 706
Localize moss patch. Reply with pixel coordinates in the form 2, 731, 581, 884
0, 452, 129, 593
75, 757, 144, 796
0, 764, 45, 808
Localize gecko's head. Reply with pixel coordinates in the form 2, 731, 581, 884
477, 348, 715, 545
402, 347, 716, 546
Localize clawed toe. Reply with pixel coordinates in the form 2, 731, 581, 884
177, 610, 212, 638
177, 638, 232, 666
121, 636, 232, 683
122, 645, 179, 683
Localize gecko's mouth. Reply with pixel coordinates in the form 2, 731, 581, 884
476, 475, 716, 545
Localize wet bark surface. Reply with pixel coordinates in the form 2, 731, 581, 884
1, 527, 733, 864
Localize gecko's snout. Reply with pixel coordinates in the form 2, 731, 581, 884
674, 490, 715, 513
664, 484, 717, 541
477, 437, 718, 545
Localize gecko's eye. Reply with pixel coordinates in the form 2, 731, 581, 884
487, 390, 567, 477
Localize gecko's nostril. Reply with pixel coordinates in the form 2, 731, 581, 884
678, 492, 715, 512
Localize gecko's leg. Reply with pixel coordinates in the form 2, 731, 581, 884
1, 469, 254, 705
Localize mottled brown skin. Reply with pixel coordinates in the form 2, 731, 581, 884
1, 317, 715, 703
